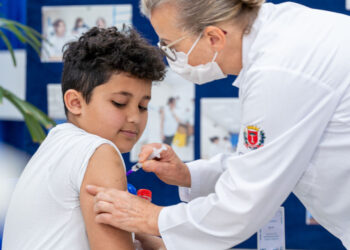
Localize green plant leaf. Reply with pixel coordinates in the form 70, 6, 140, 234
3, 19, 44, 39
23, 114, 47, 143
22, 101, 55, 129
0, 89, 41, 142
20, 25, 41, 48
2, 88, 55, 128
0, 29, 16, 66
1, 87, 56, 142
1, 23, 26, 43
24, 35, 41, 55
2, 19, 43, 48
0, 86, 3, 104
2, 87, 31, 113
0, 18, 48, 60
0, 18, 56, 143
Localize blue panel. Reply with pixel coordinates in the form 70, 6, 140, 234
0, 0, 28, 155
0, 0, 27, 50
0, 223, 2, 250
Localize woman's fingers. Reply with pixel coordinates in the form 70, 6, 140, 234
94, 200, 114, 214
138, 145, 155, 162
89, 188, 162, 235
138, 143, 164, 162
141, 160, 157, 172
94, 191, 114, 203
141, 159, 169, 173
95, 212, 113, 225
86, 185, 105, 195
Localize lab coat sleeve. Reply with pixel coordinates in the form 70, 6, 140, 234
158, 67, 341, 250
179, 154, 234, 202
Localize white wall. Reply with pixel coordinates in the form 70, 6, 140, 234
0, 50, 26, 121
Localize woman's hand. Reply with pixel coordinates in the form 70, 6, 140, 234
139, 143, 191, 187
86, 185, 163, 236
135, 233, 166, 250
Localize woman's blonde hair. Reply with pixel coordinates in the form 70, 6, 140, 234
140, 0, 265, 34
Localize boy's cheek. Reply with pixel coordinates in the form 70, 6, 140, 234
140, 117, 148, 131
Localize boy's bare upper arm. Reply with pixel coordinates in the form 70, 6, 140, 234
80, 144, 134, 250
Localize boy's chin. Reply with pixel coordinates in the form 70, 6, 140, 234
114, 142, 136, 154
118, 148, 131, 154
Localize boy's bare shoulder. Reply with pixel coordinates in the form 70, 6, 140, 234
92, 143, 122, 164
83, 143, 126, 190
80, 143, 133, 250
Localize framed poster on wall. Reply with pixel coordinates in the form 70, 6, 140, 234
200, 98, 240, 159
130, 67, 195, 163
41, 4, 132, 62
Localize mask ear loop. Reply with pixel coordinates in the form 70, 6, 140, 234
212, 51, 219, 62
211, 28, 227, 62
186, 33, 219, 63
186, 33, 203, 56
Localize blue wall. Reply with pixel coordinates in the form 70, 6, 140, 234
1, 0, 349, 249
0, 0, 28, 149
0, 1, 27, 248
0, 0, 26, 50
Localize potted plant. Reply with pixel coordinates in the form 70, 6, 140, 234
0, 17, 56, 143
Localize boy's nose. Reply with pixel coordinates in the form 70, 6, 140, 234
127, 106, 140, 124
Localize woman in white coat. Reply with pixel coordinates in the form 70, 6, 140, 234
87, 0, 350, 249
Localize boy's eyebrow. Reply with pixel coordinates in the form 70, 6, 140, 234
113, 91, 132, 97
112, 91, 151, 100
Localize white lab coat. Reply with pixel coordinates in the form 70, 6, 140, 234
158, 2, 350, 249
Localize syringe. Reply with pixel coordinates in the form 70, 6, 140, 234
126, 144, 168, 176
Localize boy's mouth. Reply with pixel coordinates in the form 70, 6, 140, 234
120, 129, 138, 138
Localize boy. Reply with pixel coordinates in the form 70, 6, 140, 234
2, 27, 165, 249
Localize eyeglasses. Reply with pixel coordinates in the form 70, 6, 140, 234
157, 35, 187, 62
157, 29, 227, 62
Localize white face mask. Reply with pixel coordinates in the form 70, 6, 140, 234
167, 35, 227, 85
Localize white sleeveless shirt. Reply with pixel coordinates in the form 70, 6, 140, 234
2, 123, 124, 250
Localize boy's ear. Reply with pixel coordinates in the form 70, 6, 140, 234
64, 89, 84, 115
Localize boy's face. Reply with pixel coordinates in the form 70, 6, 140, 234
78, 73, 151, 153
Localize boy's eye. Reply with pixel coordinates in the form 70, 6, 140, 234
112, 101, 126, 108
139, 105, 148, 111
113, 101, 147, 111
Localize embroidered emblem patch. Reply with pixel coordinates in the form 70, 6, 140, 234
244, 125, 265, 150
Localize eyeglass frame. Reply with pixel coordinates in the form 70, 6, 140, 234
157, 29, 227, 62
157, 35, 188, 62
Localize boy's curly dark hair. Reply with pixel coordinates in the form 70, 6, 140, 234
61, 26, 166, 113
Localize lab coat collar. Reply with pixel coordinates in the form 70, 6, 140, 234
232, 3, 272, 88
